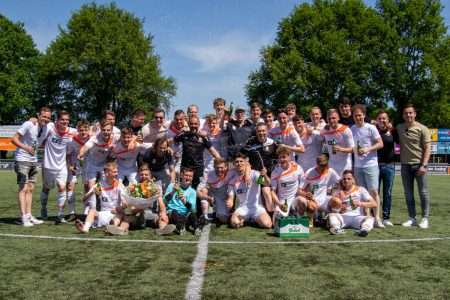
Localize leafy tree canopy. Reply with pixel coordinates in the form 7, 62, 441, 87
0, 14, 39, 124
39, 2, 176, 122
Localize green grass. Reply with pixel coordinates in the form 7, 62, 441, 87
1, 171, 450, 299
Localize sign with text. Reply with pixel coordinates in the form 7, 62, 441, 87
438, 129, 450, 142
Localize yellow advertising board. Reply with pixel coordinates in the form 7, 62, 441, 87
430, 128, 438, 142
0, 137, 16, 151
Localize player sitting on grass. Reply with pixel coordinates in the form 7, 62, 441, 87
197, 158, 234, 225
227, 153, 272, 229
270, 147, 304, 219
328, 170, 377, 237
164, 167, 200, 235
105, 164, 175, 236
75, 161, 125, 234
295, 154, 340, 226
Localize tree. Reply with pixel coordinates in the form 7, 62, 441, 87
38, 3, 176, 122
0, 14, 39, 124
378, 0, 450, 127
246, 0, 392, 116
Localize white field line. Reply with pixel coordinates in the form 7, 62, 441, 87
0, 232, 450, 245
185, 224, 211, 300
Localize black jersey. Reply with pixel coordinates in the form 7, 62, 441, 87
140, 149, 173, 172
241, 136, 278, 174
174, 132, 212, 169
225, 119, 255, 158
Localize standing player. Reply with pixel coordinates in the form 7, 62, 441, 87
142, 108, 169, 144
203, 115, 227, 177
351, 104, 384, 227
66, 120, 91, 220
293, 115, 323, 172
224, 107, 255, 159
226, 153, 272, 229
111, 127, 151, 185
40, 111, 77, 224
78, 120, 118, 212
269, 109, 304, 160
270, 148, 304, 218
174, 116, 221, 188
12, 107, 52, 226
321, 109, 354, 175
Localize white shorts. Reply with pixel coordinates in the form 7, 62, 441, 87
234, 205, 267, 222
95, 211, 116, 227
215, 198, 230, 219
317, 195, 331, 212
86, 165, 104, 183
342, 214, 370, 229
43, 168, 67, 190
118, 169, 137, 185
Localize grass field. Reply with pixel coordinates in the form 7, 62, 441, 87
1, 171, 449, 299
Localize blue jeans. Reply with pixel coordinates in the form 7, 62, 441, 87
400, 164, 430, 219
378, 164, 395, 220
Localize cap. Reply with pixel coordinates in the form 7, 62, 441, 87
235, 107, 246, 113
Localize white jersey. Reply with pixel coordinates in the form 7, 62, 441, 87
320, 125, 354, 175
199, 169, 235, 202
111, 141, 151, 173
142, 121, 170, 143
333, 186, 372, 217
85, 134, 119, 168
269, 126, 303, 160
67, 135, 90, 174
227, 170, 262, 210
271, 162, 304, 205
14, 121, 40, 162
296, 131, 323, 172
351, 123, 381, 168
88, 179, 125, 212
301, 167, 340, 205
42, 124, 77, 171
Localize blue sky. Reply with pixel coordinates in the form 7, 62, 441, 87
1, 0, 449, 117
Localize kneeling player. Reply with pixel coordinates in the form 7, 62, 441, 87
164, 168, 200, 235
227, 153, 272, 229
75, 162, 125, 233
197, 158, 234, 225
328, 170, 377, 237
270, 147, 304, 219
107, 164, 175, 235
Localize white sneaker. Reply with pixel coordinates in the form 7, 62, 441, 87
402, 218, 417, 227
418, 218, 429, 229
382, 220, 394, 227
29, 215, 44, 225
375, 219, 385, 228
22, 216, 34, 227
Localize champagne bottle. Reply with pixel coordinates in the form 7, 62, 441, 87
331, 139, 337, 154
349, 195, 356, 210
356, 140, 362, 156
257, 175, 265, 185
95, 171, 102, 211
281, 199, 288, 213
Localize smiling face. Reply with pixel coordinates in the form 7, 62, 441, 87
139, 169, 151, 182
38, 111, 52, 126
174, 113, 185, 129
327, 111, 340, 128
341, 172, 355, 190
353, 109, 365, 126
278, 112, 289, 128
57, 113, 70, 130
310, 108, 322, 124
278, 153, 290, 168
403, 107, 416, 124
101, 124, 112, 141
339, 104, 352, 118
214, 162, 227, 177
188, 117, 199, 133
120, 132, 133, 147
256, 124, 268, 143
154, 111, 165, 127
181, 169, 194, 186
376, 112, 389, 129
131, 113, 145, 127
78, 125, 90, 139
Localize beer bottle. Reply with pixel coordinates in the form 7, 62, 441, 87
349, 195, 356, 210
331, 139, 337, 154
356, 140, 362, 156
281, 199, 288, 213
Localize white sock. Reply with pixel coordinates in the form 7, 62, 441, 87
67, 191, 75, 214
83, 221, 92, 232
57, 191, 66, 207
361, 217, 374, 231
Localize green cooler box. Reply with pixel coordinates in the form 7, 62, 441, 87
274, 216, 310, 238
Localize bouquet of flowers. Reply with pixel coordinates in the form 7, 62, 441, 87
123, 180, 160, 210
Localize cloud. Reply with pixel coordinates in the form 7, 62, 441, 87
176, 32, 270, 72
